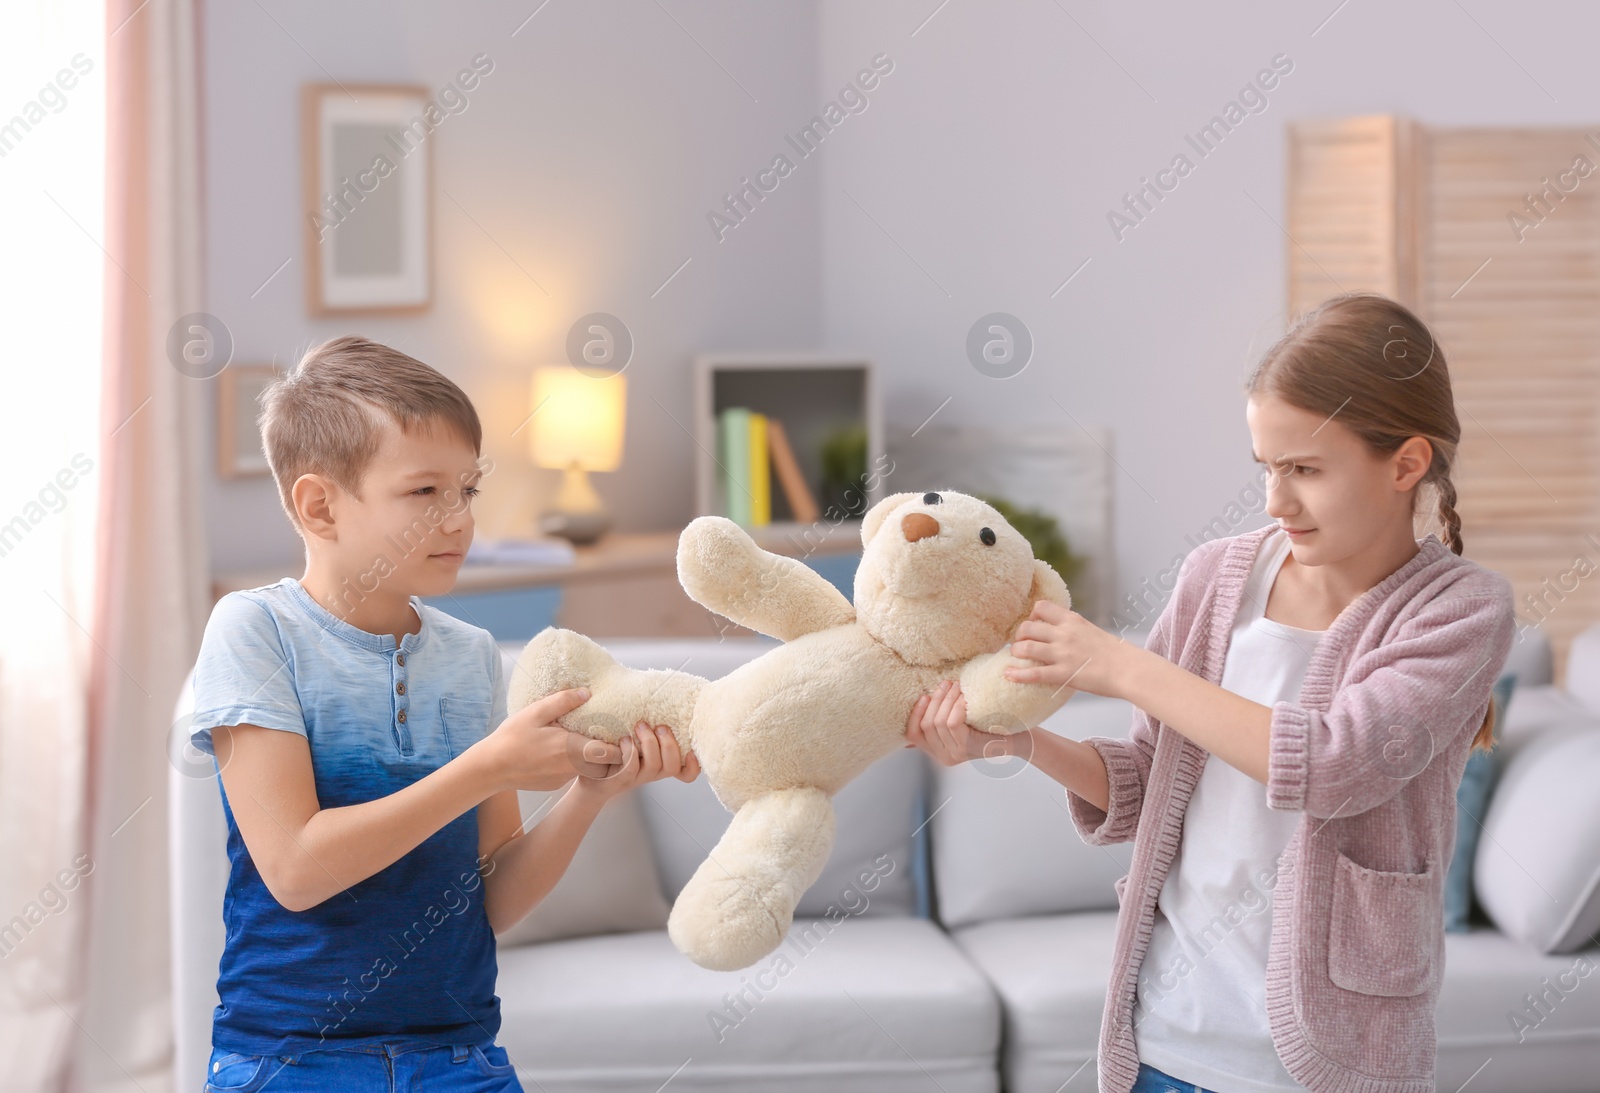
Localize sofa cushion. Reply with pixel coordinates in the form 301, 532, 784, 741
954, 915, 1600, 1093
593, 636, 783, 682
1496, 682, 1597, 765
493, 790, 672, 946
931, 694, 1135, 928
637, 746, 924, 917
1435, 927, 1600, 1093
1502, 622, 1553, 688
1445, 672, 1516, 932
949, 912, 1118, 1093
1476, 724, 1600, 955
1564, 621, 1600, 715
494, 917, 1000, 1093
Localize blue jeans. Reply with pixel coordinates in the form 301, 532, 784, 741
203, 1039, 521, 1092
1131, 1061, 1221, 1093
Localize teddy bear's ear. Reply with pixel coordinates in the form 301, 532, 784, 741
1006, 559, 1073, 648
1029, 558, 1072, 612
860, 492, 920, 548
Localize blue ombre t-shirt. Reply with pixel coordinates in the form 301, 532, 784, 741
189, 576, 509, 1055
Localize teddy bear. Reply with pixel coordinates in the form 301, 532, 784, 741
506, 489, 1078, 970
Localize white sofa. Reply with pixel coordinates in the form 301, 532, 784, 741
171, 626, 1600, 1092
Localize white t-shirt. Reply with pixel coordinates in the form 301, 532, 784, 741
1133, 526, 1325, 1093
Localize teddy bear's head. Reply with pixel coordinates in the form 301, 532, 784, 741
852, 489, 1071, 667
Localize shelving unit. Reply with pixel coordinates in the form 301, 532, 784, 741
692, 354, 883, 532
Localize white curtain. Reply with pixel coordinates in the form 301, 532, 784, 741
0, 0, 209, 1089
0, 1, 108, 1087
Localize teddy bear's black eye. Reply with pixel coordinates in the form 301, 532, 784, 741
979, 527, 996, 546
922, 492, 942, 505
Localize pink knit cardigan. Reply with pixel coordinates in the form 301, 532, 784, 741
1066, 523, 1516, 1093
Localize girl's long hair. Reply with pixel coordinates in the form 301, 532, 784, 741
1246, 292, 1498, 753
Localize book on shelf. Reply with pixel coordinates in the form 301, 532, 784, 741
715, 406, 822, 528
766, 417, 820, 523
749, 411, 770, 525
718, 406, 751, 525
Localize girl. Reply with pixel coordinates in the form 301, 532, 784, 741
906, 292, 1514, 1093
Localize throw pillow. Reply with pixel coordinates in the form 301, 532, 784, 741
1474, 723, 1600, 954
1444, 672, 1516, 931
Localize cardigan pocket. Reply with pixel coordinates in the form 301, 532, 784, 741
1328, 848, 1439, 997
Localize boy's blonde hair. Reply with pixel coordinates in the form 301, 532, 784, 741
259, 336, 482, 532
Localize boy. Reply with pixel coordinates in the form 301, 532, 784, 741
188, 336, 698, 1091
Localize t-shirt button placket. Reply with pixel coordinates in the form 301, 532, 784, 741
393, 649, 412, 754
395, 705, 413, 753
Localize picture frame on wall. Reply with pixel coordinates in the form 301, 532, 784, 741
217, 364, 282, 479
301, 83, 432, 315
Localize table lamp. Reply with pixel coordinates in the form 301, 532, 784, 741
529, 365, 626, 544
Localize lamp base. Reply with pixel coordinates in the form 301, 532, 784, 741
538, 463, 611, 544
538, 508, 612, 545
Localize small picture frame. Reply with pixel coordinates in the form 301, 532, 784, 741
217, 364, 282, 479
301, 83, 432, 315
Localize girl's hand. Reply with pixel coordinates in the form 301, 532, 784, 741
903, 680, 1026, 767
572, 722, 701, 804
1004, 600, 1131, 698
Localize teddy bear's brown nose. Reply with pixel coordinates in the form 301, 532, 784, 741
902, 512, 940, 542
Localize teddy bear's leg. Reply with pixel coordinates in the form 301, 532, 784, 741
667, 786, 835, 971
509, 627, 703, 750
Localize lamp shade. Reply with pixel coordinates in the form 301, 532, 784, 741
529, 366, 626, 472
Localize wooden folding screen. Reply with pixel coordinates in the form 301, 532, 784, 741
1288, 116, 1600, 685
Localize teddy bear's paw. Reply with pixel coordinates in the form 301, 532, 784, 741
958, 649, 1078, 735
676, 517, 762, 610
668, 870, 790, 972
667, 787, 836, 971
507, 627, 616, 714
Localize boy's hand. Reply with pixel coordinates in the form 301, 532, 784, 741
904, 680, 1027, 767
572, 722, 701, 805
476, 687, 626, 793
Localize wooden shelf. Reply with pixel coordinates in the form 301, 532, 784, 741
694, 354, 883, 524
210, 521, 865, 641
212, 523, 862, 600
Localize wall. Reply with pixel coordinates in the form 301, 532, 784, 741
202, 0, 822, 570
817, 0, 1600, 629
205, 0, 1600, 624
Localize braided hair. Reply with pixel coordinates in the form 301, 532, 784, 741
1247, 292, 1494, 750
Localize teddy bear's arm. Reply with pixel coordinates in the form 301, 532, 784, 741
677, 516, 855, 641
957, 648, 1077, 736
